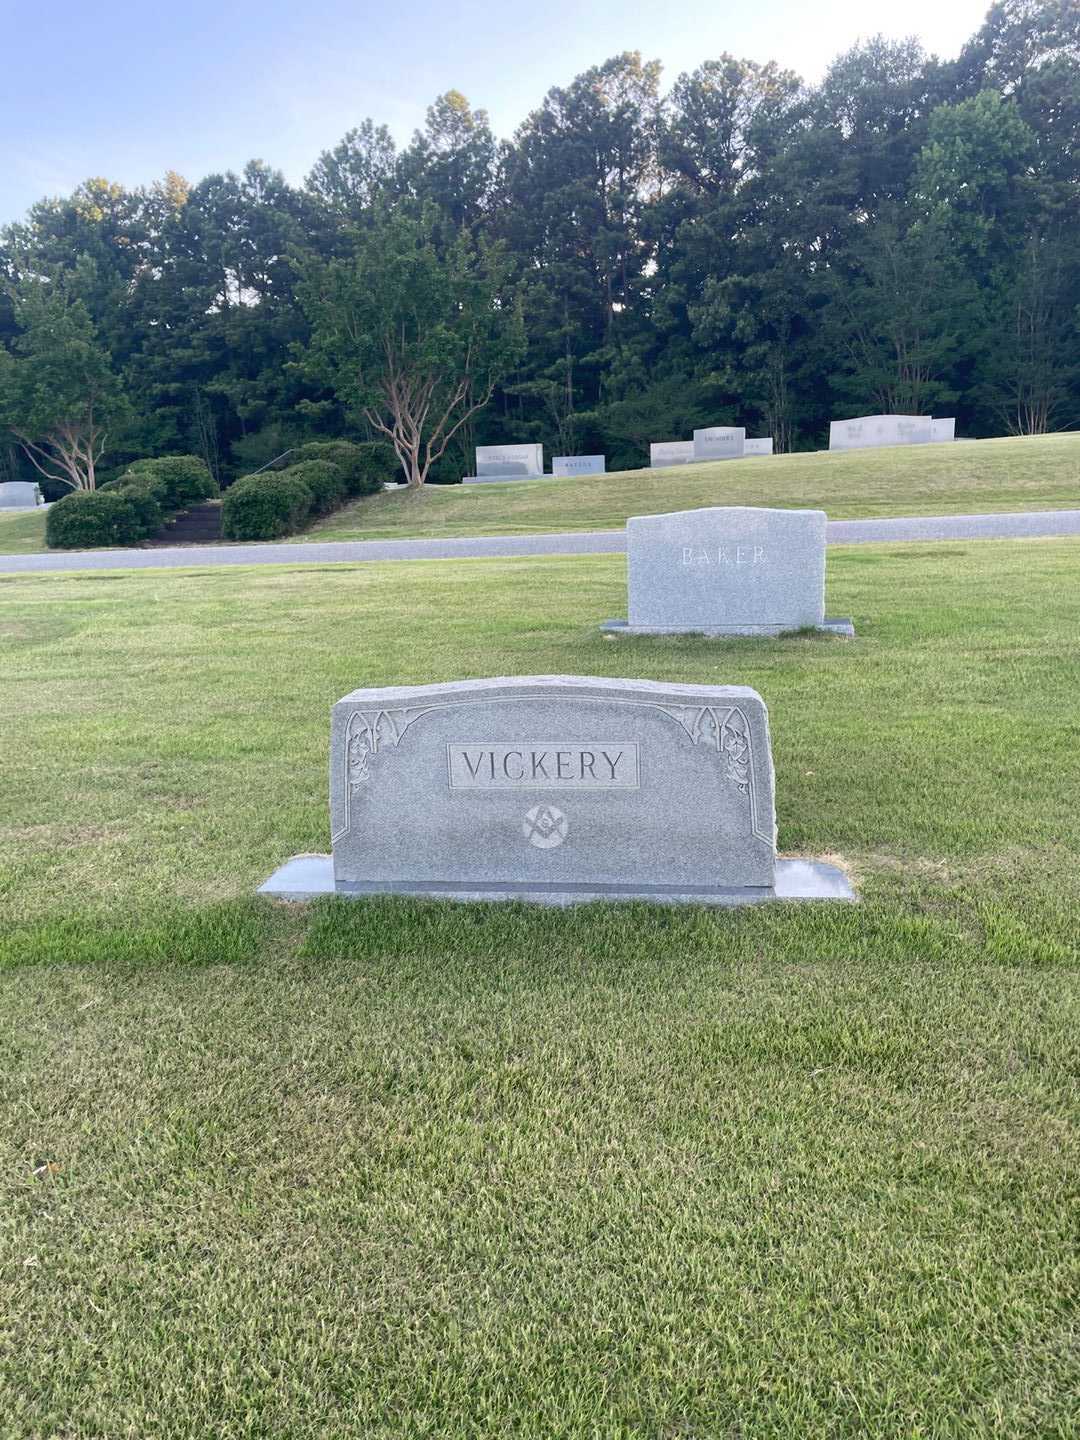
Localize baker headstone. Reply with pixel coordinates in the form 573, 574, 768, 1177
0, 481, 40, 509
743, 438, 774, 457
693, 427, 746, 461
552, 455, 605, 477
649, 441, 696, 468
260, 675, 853, 905
463, 444, 544, 483
602, 506, 853, 637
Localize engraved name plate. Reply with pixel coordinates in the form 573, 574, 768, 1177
447, 742, 639, 789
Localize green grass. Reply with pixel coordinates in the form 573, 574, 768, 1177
1, 542, 1078, 1436
0, 505, 47, 553
309, 433, 1080, 542
3, 435, 1078, 558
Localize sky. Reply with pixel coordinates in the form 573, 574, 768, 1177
1, 0, 992, 225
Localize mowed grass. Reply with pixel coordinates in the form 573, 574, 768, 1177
309, 432, 1080, 541
1, 543, 1079, 1437
3, 434, 1078, 559
0, 506, 47, 554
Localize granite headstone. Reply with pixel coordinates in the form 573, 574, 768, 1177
930, 418, 956, 442
552, 455, 606, 477
649, 441, 696, 468
693, 427, 746, 461
743, 438, 774, 456
602, 505, 853, 637
259, 675, 853, 905
0, 481, 40, 509
463, 444, 544, 483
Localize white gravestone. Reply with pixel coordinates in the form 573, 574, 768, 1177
0, 481, 40, 509
930, 418, 956, 442
259, 675, 853, 906
602, 506, 853, 637
552, 455, 606, 477
693, 427, 746, 461
649, 441, 696, 468
743, 439, 774, 456
463, 444, 544, 483
829, 415, 933, 451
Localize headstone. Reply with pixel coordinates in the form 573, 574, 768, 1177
930, 418, 956, 442
650, 441, 696, 468
0, 481, 40, 509
743, 438, 774, 457
463, 444, 544, 483
829, 415, 933, 451
259, 675, 853, 905
552, 455, 605, 477
693, 427, 745, 461
602, 506, 853, 637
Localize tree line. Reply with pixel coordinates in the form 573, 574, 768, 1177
1, 0, 1077, 492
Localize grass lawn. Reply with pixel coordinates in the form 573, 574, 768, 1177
309, 433, 1080, 542
1, 541, 1078, 1436
3, 435, 1079, 560
0, 505, 47, 554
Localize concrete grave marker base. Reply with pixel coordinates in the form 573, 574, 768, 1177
601, 618, 855, 637
259, 854, 855, 906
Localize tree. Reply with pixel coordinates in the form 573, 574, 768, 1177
297, 209, 524, 486
0, 266, 129, 491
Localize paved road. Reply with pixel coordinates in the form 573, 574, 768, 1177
2, 508, 1079, 575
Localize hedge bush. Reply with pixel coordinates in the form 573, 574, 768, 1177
45, 491, 146, 549
98, 470, 167, 534
221, 471, 313, 541
126, 455, 216, 510
283, 460, 346, 516
289, 441, 391, 497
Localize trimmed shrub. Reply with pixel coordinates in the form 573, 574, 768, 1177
128, 455, 216, 510
221, 471, 313, 541
281, 460, 345, 516
46, 491, 146, 549
289, 441, 390, 498
98, 469, 167, 533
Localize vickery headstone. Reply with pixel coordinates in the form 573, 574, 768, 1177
259, 675, 853, 905
0, 481, 39, 509
553, 455, 605, 477
649, 441, 696, 468
463, 444, 544, 483
693, 427, 745, 461
602, 506, 853, 637
743, 438, 774, 456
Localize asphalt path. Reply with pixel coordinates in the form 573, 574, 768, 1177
2, 508, 1079, 575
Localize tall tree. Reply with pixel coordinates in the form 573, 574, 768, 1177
0, 264, 129, 491
297, 208, 524, 486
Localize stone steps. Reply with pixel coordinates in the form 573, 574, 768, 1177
146, 502, 222, 546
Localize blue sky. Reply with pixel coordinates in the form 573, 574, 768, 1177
2, 0, 991, 224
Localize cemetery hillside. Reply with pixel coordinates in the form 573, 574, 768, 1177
2, 433, 1079, 555
2, 1, 1080, 1436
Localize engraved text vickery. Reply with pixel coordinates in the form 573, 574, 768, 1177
447, 742, 640, 790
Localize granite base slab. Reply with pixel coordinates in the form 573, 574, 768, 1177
259, 854, 855, 906
601, 618, 855, 637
